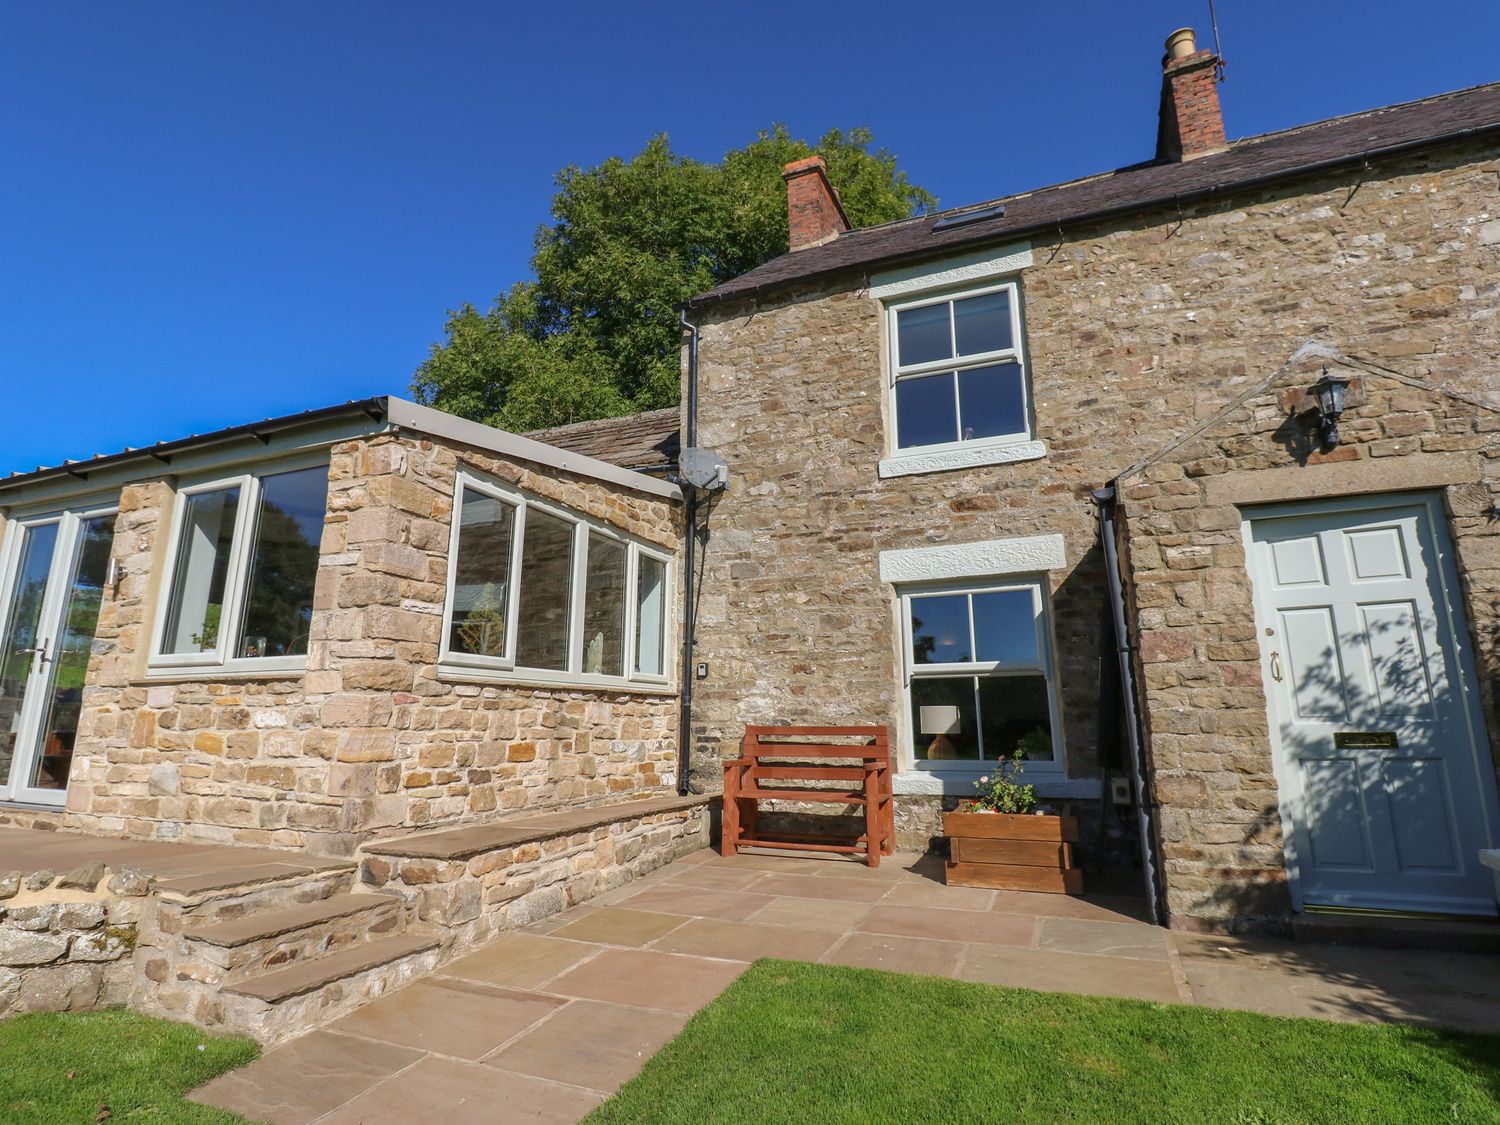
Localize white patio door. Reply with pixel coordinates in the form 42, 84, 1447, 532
1247, 494, 1500, 915
0, 506, 117, 805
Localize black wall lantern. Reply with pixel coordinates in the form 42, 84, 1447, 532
1311, 369, 1352, 450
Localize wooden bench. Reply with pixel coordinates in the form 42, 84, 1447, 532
721, 726, 894, 867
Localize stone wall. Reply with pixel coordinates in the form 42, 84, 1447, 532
686, 138, 1500, 833
63, 432, 681, 853
1117, 361, 1500, 930
359, 801, 710, 953
0, 861, 149, 1017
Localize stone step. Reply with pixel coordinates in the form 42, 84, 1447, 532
183, 893, 397, 948
160, 866, 358, 926
1292, 910, 1500, 954
224, 933, 441, 1004
179, 894, 406, 980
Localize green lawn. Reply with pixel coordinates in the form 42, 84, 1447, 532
0, 1009, 257, 1124
588, 960, 1500, 1125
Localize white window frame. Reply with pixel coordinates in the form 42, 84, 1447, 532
899, 576, 1062, 773
885, 279, 1034, 454
439, 470, 674, 692
148, 453, 329, 677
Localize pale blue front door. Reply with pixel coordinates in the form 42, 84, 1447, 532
1247, 495, 1500, 915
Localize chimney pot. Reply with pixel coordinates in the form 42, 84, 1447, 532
1164, 27, 1197, 61
1155, 28, 1226, 162
782, 155, 850, 252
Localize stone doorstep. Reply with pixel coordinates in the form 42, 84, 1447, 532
224, 933, 442, 1003
362, 794, 714, 861
1290, 911, 1500, 954
182, 893, 401, 948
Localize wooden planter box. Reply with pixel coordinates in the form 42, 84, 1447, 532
943, 811, 1082, 894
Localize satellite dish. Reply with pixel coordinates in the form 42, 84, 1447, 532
678, 447, 729, 491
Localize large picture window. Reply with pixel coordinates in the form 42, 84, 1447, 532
902, 579, 1060, 768
153, 461, 330, 674
886, 281, 1032, 454
441, 472, 671, 688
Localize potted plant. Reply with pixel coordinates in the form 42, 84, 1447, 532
942, 755, 1082, 894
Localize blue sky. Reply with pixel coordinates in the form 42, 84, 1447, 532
2, 1, 1496, 476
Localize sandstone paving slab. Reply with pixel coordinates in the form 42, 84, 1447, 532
662, 864, 776, 891
319, 1054, 602, 1125
543, 948, 746, 1013
549, 906, 691, 947
822, 932, 965, 977
188, 1030, 422, 1125
649, 916, 841, 963
484, 1000, 688, 1092
1037, 917, 1171, 962
743, 895, 877, 933
859, 903, 1037, 947
752, 873, 895, 903
881, 879, 998, 912
958, 944, 1184, 1003
440, 933, 599, 990
989, 889, 1151, 924
330, 976, 565, 1058
1179, 960, 1428, 1025
619, 884, 778, 922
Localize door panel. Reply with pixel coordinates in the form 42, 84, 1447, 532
1300, 756, 1374, 870
1249, 498, 1499, 915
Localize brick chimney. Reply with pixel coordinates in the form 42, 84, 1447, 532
1155, 27, 1226, 161
783, 155, 850, 251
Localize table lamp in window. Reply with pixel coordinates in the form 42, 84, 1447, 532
919, 705, 961, 760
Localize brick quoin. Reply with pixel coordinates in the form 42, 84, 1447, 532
783, 155, 850, 251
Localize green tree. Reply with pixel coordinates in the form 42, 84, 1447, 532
412, 126, 935, 432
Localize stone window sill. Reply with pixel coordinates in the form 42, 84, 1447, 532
878, 440, 1047, 480
892, 769, 1099, 799
436, 666, 677, 697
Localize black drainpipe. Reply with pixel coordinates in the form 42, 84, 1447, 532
1093, 483, 1167, 926
676, 309, 700, 796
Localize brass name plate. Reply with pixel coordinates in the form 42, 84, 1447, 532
1334, 731, 1399, 750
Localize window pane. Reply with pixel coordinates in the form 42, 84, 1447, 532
895, 302, 951, 367
910, 594, 970, 664
977, 675, 1054, 761
0, 523, 59, 787
161, 486, 240, 654
31, 515, 115, 790
972, 589, 1038, 664
957, 362, 1027, 441
911, 676, 980, 760
953, 290, 1012, 356
448, 488, 515, 658
635, 554, 667, 676
515, 509, 574, 670
236, 465, 329, 659
895, 372, 958, 449
581, 533, 627, 676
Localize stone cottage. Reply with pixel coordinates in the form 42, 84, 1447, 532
679, 30, 1500, 932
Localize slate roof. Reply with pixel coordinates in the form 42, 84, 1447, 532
687, 81, 1500, 310
525, 407, 680, 471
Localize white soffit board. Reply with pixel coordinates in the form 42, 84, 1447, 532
878, 533, 1066, 584
867, 241, 1035, 300
385, 398, 682, 502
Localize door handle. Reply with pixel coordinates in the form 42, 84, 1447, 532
1270, 651, 1283, 683
15, 644, 50, 667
